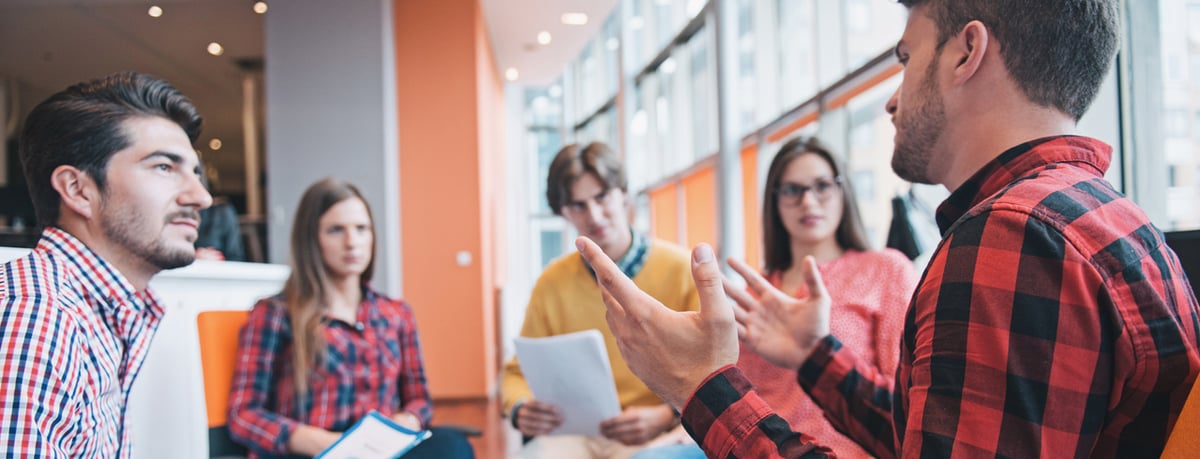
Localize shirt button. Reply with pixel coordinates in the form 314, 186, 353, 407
355, 322, 365, 332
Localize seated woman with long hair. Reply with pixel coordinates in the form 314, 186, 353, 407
227, 178, 474, 458
738, 137, 917, 459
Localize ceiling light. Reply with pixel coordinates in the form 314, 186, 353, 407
209, 138, 223, 151
505, 68, 519, 81
207, 42, 224, 56
147, 6, 163, 18
606, 37, 620, 51
253, 1, 268, 14
561, 13, 588, 25
537, 31, 552, 45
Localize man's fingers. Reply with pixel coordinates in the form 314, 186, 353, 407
723, 281, 758, 312
599, 283, 626, 319
800, 255, 829, 302
691, 244, 732, 323
577, 237, 648, 317
727, 257, 774, 295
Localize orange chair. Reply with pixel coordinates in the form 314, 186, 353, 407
1163, 376, 1200, 458
196, 310, 251, 458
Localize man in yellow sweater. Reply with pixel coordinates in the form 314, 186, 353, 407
502, 142, 702, 459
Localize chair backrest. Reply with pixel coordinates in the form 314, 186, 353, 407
197, 310, 251, 458
1163, 376, 1200, 458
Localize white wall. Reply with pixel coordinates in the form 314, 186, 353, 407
264, 0, 401, 296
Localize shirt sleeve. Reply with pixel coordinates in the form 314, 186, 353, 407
0, 299, 83, 457
226, 299, 303, 455
682, 365, 835, 458
892, 209, 1109, 457
395, 301, 432, 427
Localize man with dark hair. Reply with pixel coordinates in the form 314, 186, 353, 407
501, 142, 704, 458
580, 1, 1200, 458
0, 72, 211, 456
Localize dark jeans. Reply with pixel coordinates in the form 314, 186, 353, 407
402, 426, 475, 459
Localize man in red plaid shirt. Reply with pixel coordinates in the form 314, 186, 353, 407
578, 0, 1200, 458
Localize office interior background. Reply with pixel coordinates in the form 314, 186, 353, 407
0, 0, 1198, 457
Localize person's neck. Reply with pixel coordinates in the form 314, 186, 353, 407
57, 220, 157, 291
602, 228, 635, 262
789, 237, 844, 267
327, 275, 363, 309
940, 94, 1078, 192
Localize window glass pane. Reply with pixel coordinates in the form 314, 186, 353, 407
843, 0, 907, 70
777, 0, 817, 109
736, 0, 756, 136
539, 230, 564, 267
1153, 0, 1200, 230
530, 128, 562, 214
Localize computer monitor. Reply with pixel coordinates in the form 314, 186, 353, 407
1165, 229, 1200, 297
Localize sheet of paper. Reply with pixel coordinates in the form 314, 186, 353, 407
514, 329, 622, 437
317, 411, 431, 459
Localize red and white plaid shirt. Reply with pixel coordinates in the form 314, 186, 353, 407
0, 227, 165, 457
227, 289, 432, 457
682, 136, 1200, 458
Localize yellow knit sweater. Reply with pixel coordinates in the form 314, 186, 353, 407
501, 239, 700, 415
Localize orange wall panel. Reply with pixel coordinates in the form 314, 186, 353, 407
649, 186, 679, 243
682, 167, 716, 250
741, 146, 761, 270
394, 0, 497, 399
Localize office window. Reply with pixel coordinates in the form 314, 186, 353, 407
777, 0, 817, 109
1140, 0, 1200, 230
843, 0, 907, 70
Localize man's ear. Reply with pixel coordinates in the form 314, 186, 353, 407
50, 165, 100, 220
949, 20, 989, 86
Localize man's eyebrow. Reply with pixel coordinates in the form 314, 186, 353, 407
140, 151, 185, 164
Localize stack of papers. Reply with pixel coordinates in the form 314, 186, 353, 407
515, 329, 622, 437
316, 411, 431, 459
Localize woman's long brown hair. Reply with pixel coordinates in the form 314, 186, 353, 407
284, 178, 376, 397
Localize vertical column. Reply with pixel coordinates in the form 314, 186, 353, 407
239, 63, 262, 218
712, 0, 745, 262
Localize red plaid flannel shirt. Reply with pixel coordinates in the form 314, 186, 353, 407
227, 288, 432, 457
682, 136, 1200, 458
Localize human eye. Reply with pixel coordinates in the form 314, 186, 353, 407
779, 184, 801, 197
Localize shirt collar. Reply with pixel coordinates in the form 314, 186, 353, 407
583, 230, 650, 280
38, 226, 162, 315
935, 135, 1112, 233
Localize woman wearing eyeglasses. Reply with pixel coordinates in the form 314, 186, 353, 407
737, 137, 917, 459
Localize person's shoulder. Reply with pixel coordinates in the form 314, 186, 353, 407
535, 250, 587, 284
244, 293, 291, 329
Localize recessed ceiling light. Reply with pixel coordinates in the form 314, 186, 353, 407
537, 31, 552, 45
207, 42, 224, 56
253, 1, 268, 14
209, 138, 223, 151
147, 6, 163, 18
505, 68, 519, 81
561, 13, 588, 25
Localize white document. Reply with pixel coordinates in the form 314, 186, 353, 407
316, 411, 431, 459
514, 329, 622, 437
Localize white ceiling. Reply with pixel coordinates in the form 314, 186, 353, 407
480, 0, 618, 86
0, 0, 613, 188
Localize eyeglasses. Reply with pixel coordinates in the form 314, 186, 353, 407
775, 177, 842, 206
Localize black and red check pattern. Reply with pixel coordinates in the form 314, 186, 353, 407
683, 136, 1200, 458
